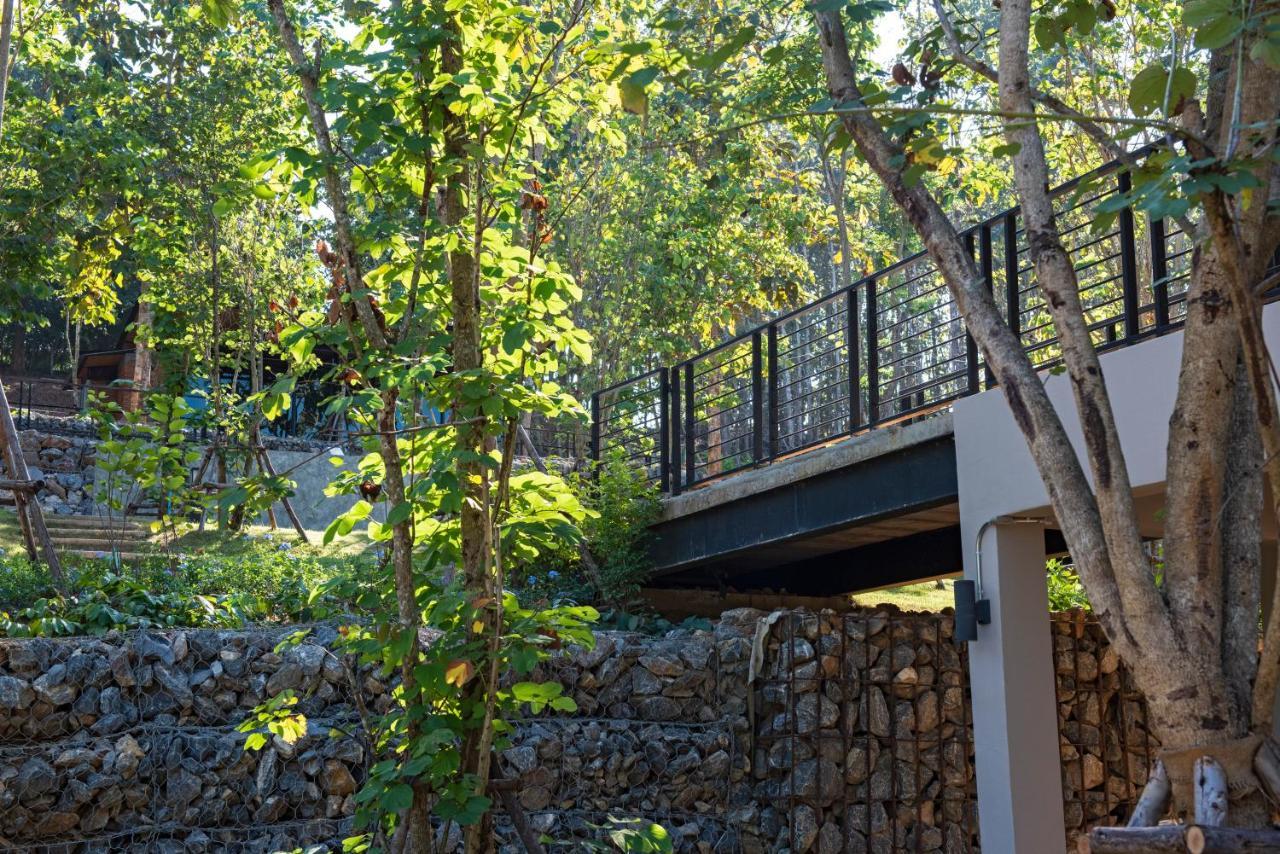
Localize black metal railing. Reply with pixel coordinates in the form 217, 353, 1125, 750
593, 153, 1205, 493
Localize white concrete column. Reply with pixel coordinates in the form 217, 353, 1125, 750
965, 522, 1065, 854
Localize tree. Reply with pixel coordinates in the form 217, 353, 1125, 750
811, 0, 1280, 826
255, 0, 613, 847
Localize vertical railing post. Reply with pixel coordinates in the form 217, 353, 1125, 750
980, 222, 996, 387
683, 362, 695, 485
1117, 170, 1140, 340
767, 323, 779, 459
1003, 212, 1021, 341
964, 230, 980, 395
658, 369, 670, 493
1150, 216, 1171, 330
751, 330, 764, 464
670, 367, 682, 495
865, 275, 879, 426
589, 391, 601, 467
846, 286, 861, 432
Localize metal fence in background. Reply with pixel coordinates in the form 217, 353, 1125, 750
592, 154, 1218, 493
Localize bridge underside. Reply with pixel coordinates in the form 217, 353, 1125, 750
646, 418, 962, 595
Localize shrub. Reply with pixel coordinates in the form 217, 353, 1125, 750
512, 449, 660, 608
1046, 557, 1090, 611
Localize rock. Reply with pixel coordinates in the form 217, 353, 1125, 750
167, 767, 202, 808
33, 664, 76, 705
503, 745, 538, 776
114, 734, 144, 778
794, 693, 839, 733
519, 785, 552, 811
170, 632, 189, 662
54, 748, 97, 769
135, 633, 175, 665
635, 696, 681, 721
153, 664, 193, 708
35, 810, 79, 836
638, 653, 684, 677
266, 662, 304, 696
817, 819, 843, 854
16, 757, 56, 801
867, 687, 890, 738
0, 674, 32, 709
290, 644, 326, 676
109, 650, 136, 687
791, 804, 819, 852
915, 690, 939, 732
322, 760, 357, 796
784, 759, 840, 804
257, 747, 279, 795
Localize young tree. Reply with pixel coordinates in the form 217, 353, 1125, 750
812, 0, 1280, 825
253, 0, 613, 847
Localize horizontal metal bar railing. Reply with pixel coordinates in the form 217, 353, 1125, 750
591, 148, 1240, 493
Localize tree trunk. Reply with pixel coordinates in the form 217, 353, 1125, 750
0, 0, 13, 146
265, 1, 431, 846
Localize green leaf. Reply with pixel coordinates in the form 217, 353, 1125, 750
1034, 16, 1062, 50
384, 501, 413, 527
691, 26, 756, 72
1194, 15, 1242, 50
501, 321, 531, 355
381, 783, 414, 812
1252, 36, 1280, 69
218, 486, 250, 509
619, 76, 648, 116
1128, 64, 1196, 116
1184, 0, 1234, 27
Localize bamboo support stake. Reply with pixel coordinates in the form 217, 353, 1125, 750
254, 431, 309, 543
0, 377, 64, 586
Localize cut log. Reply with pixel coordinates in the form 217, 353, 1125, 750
0, 478, 40, 492
1128, 759, 1171, 827
1089, 825, 1280, 852
1194, 755, 1229, 826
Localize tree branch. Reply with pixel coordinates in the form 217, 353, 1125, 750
813, 8, 1153, 665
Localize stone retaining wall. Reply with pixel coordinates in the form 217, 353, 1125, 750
0, 609, 1153, 853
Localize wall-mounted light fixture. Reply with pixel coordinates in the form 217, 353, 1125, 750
956, 515, 1044, 643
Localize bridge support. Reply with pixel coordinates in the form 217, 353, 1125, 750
964, 521, 1066, 854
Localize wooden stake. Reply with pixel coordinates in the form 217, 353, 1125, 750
1252, 737, 1280, 807
254, 431, 309, 543
1128, 759, 1171, 827
1194, 755, 1228, 827
0, 377, 64, 587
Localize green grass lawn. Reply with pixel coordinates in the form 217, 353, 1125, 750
851, 577, 958, 612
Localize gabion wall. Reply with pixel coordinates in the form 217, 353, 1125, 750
0, 608, 1154, 853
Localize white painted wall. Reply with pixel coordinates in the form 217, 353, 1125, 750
952, 303, 1280, 853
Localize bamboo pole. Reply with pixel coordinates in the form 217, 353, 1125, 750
0, 377, 64, 586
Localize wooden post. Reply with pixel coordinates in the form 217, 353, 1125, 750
1193, 755, 1228, 827
1126, 759, 1170, 827
0, 376, 64, 586
254, 432, 309, 543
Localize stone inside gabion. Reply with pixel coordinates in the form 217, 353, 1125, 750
0, 607, 1151, 853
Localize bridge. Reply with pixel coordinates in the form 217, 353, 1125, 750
589, 154, 1203, 596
